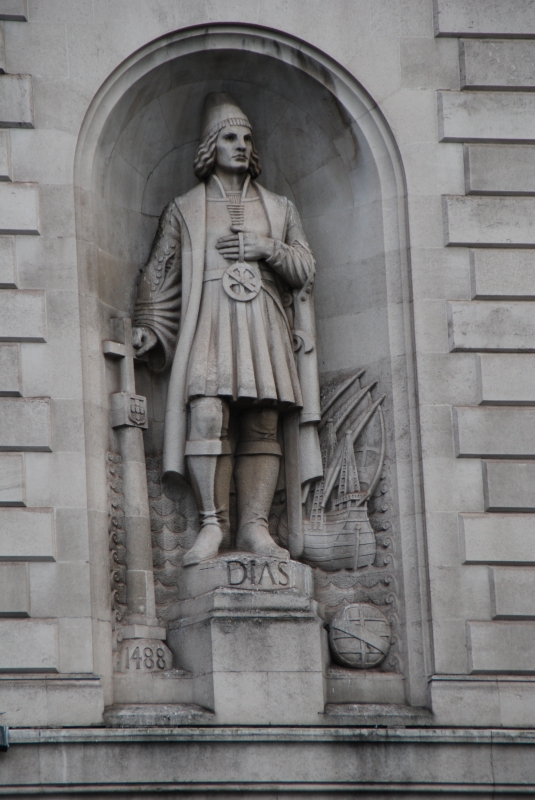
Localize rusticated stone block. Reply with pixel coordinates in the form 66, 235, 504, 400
483, 461, 535, 512
0, 131, 11, 180
0, 1, 28, 21
0, 290, 45, 341
454, 407, 535, 458
0, 618, 57, 671
0, 452, 24, 505
471, 251, 535, 300
0, 507, 55, 560
490, 567, 535, 619
460, 512, 535, 565
0, 562, 28, 615
0, 398, 50, 451
0, 343, 21, 395
443, 196, 535, 247
461, 40, 535, 90
439, 92, 535, 144
0, 183, 39, 234
0, 237, 17, 287
448, 301, 535, 352
467, 621, 535, 673
476, 354, 535, 405
465, 145, 535, 196
0, 74, 32, 128
434, 0, 535, 38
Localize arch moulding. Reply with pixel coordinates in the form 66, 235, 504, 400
74, 23, 431, 710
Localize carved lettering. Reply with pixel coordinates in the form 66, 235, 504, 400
227, 560, 247, 585
257, 561, 277, 585
278, 561, 290, 586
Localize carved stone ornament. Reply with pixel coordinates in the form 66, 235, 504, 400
329, 603, 391, 669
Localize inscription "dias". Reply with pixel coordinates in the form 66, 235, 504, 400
226, 559, 290, 587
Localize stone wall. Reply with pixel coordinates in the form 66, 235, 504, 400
0, 0, 534, 794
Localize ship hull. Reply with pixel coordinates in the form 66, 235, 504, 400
302, 505, 376, 572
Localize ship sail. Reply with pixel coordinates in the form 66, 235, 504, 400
302, 369, 385, 573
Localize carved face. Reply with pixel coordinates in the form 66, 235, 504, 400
215, 124, 252, 174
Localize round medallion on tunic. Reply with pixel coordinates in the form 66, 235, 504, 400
329, 603, 391, 669
223, 261, 261, 302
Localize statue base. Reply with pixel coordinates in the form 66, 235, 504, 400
167, 553, 327, 725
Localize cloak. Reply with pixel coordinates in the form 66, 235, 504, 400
134, 181, 323, 550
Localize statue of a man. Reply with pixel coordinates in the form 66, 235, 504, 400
132, 93, 322, 566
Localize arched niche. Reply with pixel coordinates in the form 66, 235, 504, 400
75, 25, 430, 707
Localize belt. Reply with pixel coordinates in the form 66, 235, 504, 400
203, 265, 275, 283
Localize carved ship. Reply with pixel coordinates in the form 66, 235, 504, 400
302, 370, 385, 573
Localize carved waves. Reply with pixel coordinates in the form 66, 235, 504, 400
146, 456, 199, 623
107, 452, 127, 646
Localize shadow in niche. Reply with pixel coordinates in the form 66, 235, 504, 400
77, 28, 429, 710
94, 47, 390, 456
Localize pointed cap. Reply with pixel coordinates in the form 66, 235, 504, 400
200, 93, 252, 141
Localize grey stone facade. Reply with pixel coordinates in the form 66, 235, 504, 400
1, 0, 535, 794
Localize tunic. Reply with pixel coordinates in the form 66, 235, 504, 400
186, 185, 303, 406
133, 178, 323, 486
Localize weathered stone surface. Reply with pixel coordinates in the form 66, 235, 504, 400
484, 461, 535, 512
326, 669, 405, 705
439, 92, 535, 144
0, 562, 28, 615
29, 562, 91, 618
0, 507, 55, 560
0, 0, 27, 21
460, 512, 535, 564
0, 289, 45, 341
0, 183, 39, 234
0, 343, 21, 395
454, 406, 535, 458
448, 301, 535, 352
168, 585, 325, 725
0, 398, 50, 451
0, 74, 33, 128
467, 621, 535, 673
0, 25, 5, 75
490, 567, 535, 619
465, 145, 535, 196
444, 195, 535, 246
461, 40, 535, 90
471, 250, 535, 300
0, 676, 103, 727
0, 618, 57, 671
0, 130, 11, 181
0, 452, 24, 505
476, 353, 535, 404
435, 0, 535, 37
0, 236, 17, 287
103, 703, 214, 727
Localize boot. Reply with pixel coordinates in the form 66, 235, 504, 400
235, 454, 289, 559
183, 454, 232, 566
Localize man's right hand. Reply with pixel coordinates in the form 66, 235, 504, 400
132, 326, 158, 356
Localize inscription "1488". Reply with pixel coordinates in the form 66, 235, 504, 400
124, 645, 167, 671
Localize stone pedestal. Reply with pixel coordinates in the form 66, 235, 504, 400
167, 553, 327, 724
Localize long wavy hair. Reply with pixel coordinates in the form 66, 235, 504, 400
193, 126, 262, 181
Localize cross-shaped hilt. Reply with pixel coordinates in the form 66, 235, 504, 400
103, 318, 148, 430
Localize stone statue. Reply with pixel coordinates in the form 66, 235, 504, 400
132, 93, 322, 567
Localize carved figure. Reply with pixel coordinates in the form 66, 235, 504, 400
133, 94, 322, 566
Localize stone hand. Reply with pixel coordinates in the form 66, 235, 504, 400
216, 232, 275, 262
132, 325, 157, 356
